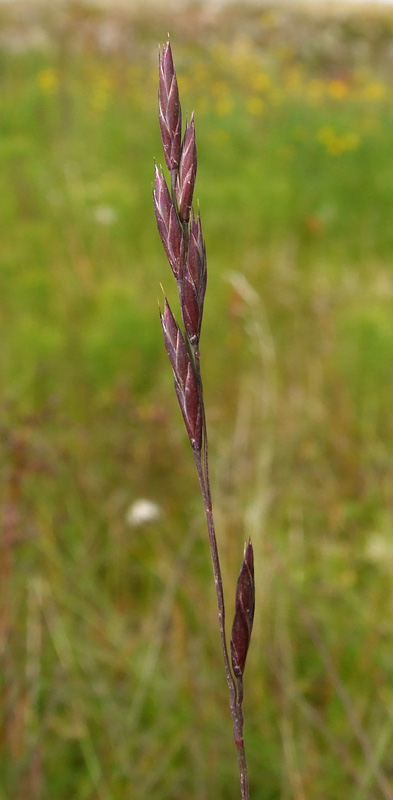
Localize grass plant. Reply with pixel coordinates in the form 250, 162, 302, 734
1, 3, 393, 798
153, 41, 255, 798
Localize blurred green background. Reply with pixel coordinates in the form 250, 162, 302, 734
1, 1, 393, 798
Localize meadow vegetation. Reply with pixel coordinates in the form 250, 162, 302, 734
1, 2, 393, 798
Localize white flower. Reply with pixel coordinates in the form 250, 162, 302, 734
126, 499, 162, 527
365, 533, 393, 566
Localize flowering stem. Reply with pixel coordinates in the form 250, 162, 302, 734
194, 438, 250, 800
154, 40, 253, 799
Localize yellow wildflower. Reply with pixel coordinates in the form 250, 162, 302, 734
90, 74, 111, 112
37, 68, 58, 94
215, 95, 233, 117
362, 81, 386, 102
245, 96, 265, 116
249, 72, 271, 93
327, 79, 349, 100
317, 126, 360, 156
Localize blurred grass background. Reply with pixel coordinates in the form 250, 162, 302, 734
1, 1, 393, 798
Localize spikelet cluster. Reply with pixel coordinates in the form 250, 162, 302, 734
153, 41, 207, 452
153, 44, 255, 697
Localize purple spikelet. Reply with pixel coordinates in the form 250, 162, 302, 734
160, 299, 202, 452
230, 540, 255, 679
153, 164, 183, 280
158, 42, 182, 172
182, 211, 207, 348
176, 114, 197, 224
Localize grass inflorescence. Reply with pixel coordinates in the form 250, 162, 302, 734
1, 3, 393, 799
